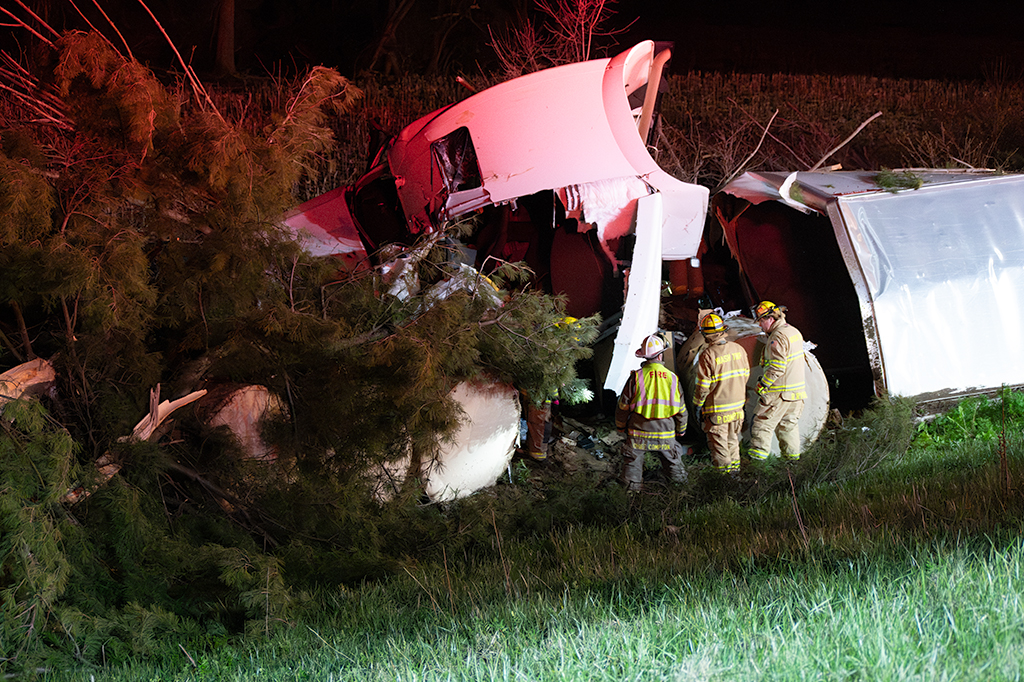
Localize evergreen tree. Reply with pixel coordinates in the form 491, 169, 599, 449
0, 22, 597, 668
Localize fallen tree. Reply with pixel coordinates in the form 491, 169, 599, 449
0, 11, 598, 671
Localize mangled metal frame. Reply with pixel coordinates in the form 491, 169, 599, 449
278, 40, 717, 499
283, 40, 710, 396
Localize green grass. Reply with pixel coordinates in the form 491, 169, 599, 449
38, 538, 1024, 680
31, 395, 1024, 681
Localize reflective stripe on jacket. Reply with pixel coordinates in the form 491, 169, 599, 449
622, 362, 684, 419
694, 339, 750, 424
759, 321, 806, 401
615, 361, 687, 444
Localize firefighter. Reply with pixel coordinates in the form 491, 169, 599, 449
520, 316, 581, 461
521, 397, 553, 461
614, 333, 688, 490
748, 301, 807, 462
693, 313, 750, 473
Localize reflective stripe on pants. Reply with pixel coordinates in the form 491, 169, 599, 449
749, 395, 804, 460
620, 439, 687, 488
705, 417, 742, 471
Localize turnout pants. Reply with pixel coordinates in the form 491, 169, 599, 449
525, 400, 552, 460
749, 394, 804, 460
620, 439, 687, 490
705, 417, 742, 472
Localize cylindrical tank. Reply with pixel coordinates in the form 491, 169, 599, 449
677, 315, 830, 457
367, 378, 521, 503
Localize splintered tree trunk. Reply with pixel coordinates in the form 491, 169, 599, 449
215, 0, 236, 76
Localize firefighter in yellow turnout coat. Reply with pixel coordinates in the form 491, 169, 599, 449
693, 313, 750, 473
749, 301, 807, 461
615, 334, 688, 490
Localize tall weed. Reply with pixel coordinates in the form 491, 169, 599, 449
794, 395, 917, 491
914, 387, 1024, 447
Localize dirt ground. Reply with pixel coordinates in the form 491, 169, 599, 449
528, 414, 620, 476
513, 411, 709, 484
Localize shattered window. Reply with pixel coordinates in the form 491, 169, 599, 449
431, 127, 482, 193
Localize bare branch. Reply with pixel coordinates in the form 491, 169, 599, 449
0, 81, 73, 130
714, 108, 779, 193
64, 0, 123, 56
135, 0, 224, 121
730, 99, 813, 169
809, 111, 883, 171
11, 0, 60, 38
90, 0, 134, 60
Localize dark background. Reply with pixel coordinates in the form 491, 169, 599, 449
5, 0, 1022, 81
648, 1, 1024, 80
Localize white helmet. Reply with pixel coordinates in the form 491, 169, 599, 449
635, 334, 667, 359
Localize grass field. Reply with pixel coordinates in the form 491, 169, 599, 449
66, 539, 1024, 681
31, 396, 1024, 681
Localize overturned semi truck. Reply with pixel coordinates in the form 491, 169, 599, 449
282, 43, 1024, 499
281, 41, 839, 499
282, 40, 709, 395
282, 41, 727, 499
705, 169, 1024, 413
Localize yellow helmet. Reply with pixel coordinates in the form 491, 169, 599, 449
700, 313, 726, 335
753, 300, 779, 321
635, 333, 667, 359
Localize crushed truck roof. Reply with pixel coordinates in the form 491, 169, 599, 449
283, 41, 710, 395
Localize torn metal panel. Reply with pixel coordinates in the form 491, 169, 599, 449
419, 263, 504, 310
283, 41, 710, 402
384, 40, 708, 261
559, 176, 651, 264
604, 192, 664, 394
718, 169, 1024, 406
278, 186, 369, 268
652, 169, 713, 260
833, 175, 1024, 400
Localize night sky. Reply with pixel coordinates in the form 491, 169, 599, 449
624, 0, 1024, 80
4, 0, 1023, 81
